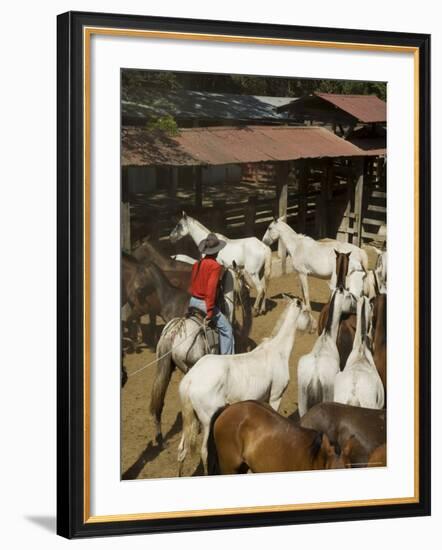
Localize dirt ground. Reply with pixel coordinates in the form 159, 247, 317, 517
121, 250, 378, 480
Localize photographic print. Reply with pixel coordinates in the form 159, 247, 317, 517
120, 69, 388, 480
57, 12, 430, 537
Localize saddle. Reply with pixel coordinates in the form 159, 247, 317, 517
186, 307, 220, 354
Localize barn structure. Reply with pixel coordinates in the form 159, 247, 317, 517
276, 92, 386, 137
123, 90, 297, 190
121, 124, 386, 266
277, 92, 387, 244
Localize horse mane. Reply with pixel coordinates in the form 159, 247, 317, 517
270, 301, 291, 337
122, 251, 142, 265
361, 297, 367, 343
324, 290, 337, 335
277, 219, 307, 239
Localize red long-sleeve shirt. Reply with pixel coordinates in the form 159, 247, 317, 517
189, 256, 222, 318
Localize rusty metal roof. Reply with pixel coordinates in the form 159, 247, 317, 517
315, 93, 386, 123
277, 92, 386, 124
122, 125, 379, 167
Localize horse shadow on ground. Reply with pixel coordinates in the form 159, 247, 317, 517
262, 297, 278, 313
122, 413, 182, 480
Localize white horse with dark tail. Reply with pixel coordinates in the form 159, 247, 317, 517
297, 288, 353, 417
334, 296, 384, 409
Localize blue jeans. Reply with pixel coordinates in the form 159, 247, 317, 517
188, 297, 234, 354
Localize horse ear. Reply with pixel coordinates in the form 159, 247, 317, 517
342, 435, 357, 458
346, 252, 351, 258
232, 260, 237, 270
282, 293, 291, 302
182, 210, 187, 219
334, 249, 339, 257
321, 433, 335, 456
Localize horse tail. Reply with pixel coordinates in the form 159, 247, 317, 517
149, 332, 176, 445
177, 379, 199, 475
306, 374, 322, 411
263, 245, 272, 287
306, 373, 323, 413
207, 406, 229, 475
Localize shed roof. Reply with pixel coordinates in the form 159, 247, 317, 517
278, 92, 386, 124
122, 90, 295, 123
122, 125, 380, 167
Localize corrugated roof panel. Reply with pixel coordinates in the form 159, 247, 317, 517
122, 125, 381, 167
316, 93, 386, 123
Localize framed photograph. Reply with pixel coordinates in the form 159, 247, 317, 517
57, 11, 431, 538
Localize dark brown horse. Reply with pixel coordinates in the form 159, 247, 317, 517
132, 236, 192, 291
207, 401, 346, 475
299, 402, 386, 468
318, 251, 357, 370
122, 253, 191, 347
367, 443, 387, 467
318, 305, 356, 370
371, 293, 387, 398
334, 249, 351, 289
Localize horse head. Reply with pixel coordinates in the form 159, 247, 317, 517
262, 218, 281, 246
170, 211, 190, 243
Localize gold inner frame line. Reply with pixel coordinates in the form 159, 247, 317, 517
82, 26, 420, 524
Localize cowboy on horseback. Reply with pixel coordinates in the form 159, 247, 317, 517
188, 233, 234, 354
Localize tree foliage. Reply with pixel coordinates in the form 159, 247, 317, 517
122, 69, 386, 134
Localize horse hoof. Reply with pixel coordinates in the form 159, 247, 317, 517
253, 309, 260, 317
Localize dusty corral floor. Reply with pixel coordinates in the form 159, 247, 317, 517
121, 249, 378, 480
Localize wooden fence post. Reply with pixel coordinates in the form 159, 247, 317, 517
121, 201, 131, 253
297, 160, 308, 234
169, 166, 178, 203
213, 199, 226, 234
245, 195, 257, 237
316, 159, 331, 238
353, 158, 365, 247
194, 166, 203, 208
276, 162, 289, 274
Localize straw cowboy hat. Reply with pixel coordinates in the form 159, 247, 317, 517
198, 233, 226, 255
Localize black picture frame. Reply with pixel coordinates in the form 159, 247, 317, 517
57, 10, 431, 539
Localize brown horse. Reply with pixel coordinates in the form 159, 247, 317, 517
207, 401, 346, 475
300, 402, 386, 468
367, 443, 387, 467
371, 293, 387, 398
122, 253, 191, 348
132, 236, 192, 291
318, 251, 357, 370
334, 249, 351, 289
318, 305, 356, 371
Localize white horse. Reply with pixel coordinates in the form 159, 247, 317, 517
170, 212, 272, 316
263, 218, 368, 310
374, 249, 387, 292
334, 296, 384, 409
177, 296, 313, 475
297, 288, 353, 417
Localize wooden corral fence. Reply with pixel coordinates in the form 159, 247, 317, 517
122, 156, 386, 258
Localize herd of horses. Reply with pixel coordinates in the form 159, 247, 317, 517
122, 211, 387, 478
